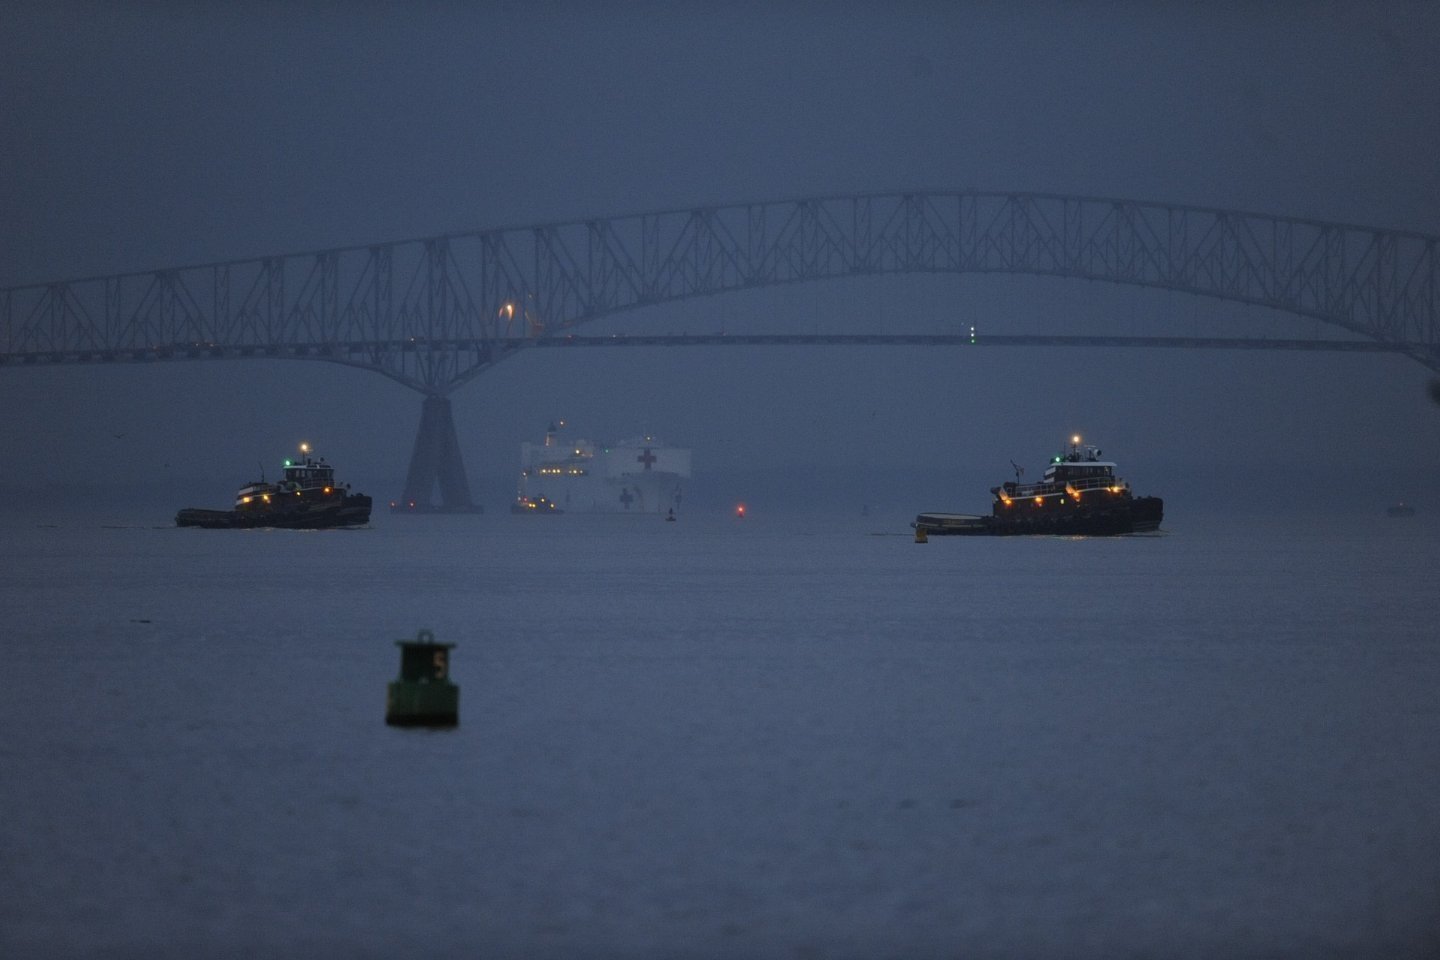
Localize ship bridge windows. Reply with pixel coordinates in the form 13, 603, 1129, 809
1055, 464, 1113, 480
286, 467, 327, 478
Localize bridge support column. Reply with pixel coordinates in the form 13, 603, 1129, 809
395, 394, 481, 513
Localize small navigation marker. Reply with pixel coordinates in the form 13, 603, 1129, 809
385, 629, 459, 727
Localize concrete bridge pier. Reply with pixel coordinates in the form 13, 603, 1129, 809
394, 394, 481, 513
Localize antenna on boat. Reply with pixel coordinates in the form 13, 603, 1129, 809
258, 460, 266, 483
1010, 459, 1024, 481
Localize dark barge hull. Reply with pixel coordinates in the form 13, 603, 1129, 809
915, 496, 1163, 536
176, 495, 373, 529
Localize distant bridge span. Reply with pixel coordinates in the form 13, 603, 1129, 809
4, 190, 1437, 508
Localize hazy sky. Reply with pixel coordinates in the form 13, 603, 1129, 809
3, 1, 1439, 514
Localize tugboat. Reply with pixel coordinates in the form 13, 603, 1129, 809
176, 444, 372, 529
913, 436, 1163, 536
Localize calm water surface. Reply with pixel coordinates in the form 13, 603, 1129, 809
2, 506, 1437, 958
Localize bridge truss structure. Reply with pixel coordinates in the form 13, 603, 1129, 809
4, 191, 1438, 508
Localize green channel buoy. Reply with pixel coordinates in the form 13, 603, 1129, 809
385, 629, 459, 727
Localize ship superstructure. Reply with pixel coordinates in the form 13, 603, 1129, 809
513, 421, 690, 515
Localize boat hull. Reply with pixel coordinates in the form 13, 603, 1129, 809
914, 496, 1163, 536
176, 494, 373, 529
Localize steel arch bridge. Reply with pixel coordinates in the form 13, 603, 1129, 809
4, 190, 1438, 508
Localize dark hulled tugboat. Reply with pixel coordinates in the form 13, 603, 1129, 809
913, 436, 1163, 536
176, 444, 372, 529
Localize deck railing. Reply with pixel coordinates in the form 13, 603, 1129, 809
1002, 474, 1129, 499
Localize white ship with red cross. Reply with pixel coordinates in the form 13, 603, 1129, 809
512, 420, 690, 515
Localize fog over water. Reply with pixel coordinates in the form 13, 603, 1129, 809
2, 3, 1440, 957
2, 2, 1438, 509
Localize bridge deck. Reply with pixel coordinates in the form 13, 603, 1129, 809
0, 333, 1425, 367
